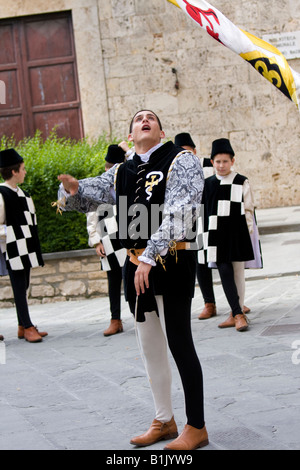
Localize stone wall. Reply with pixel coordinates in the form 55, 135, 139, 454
0, 250, 108, 308
0, 0, 300, 208
99, 0, 300, 209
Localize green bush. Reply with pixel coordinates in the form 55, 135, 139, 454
0, 131, 119, 253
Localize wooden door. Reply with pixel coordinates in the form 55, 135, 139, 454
0, 12, 83, 142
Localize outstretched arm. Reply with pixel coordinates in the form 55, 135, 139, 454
56, 165, 119, 213
57, 175, 79, 196
58, 174, 79, 196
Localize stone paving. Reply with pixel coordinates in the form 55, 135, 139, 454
0, 206, 299, 451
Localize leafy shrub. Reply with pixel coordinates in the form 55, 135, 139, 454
0, 131, 119, 253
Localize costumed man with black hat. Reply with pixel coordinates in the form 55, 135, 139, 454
198, 138, 262, 332
174, 133, 216, 319
86, 144, 132, 336
174, 133, 251, 321
0, 149, 47, 343
175, 132, 214, 179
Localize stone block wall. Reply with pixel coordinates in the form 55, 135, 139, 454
0, 250, 108, 308
0, 0, 300, 208
98, 0, 300, 209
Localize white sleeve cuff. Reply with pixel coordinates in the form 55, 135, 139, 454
137, 255, 156, 266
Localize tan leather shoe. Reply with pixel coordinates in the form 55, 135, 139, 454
243, 305, 251, 314
198, 303, 216, 320
234, 313, 248, 331
164, 424, 209, 450
18, 326, 48, 339
130, 416, 178, 447
0, 334, 4, 341
103, 319, 123, 336
218, 313, 235, 328
24, 327, 42, 343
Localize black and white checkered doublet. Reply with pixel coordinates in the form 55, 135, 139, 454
96, 205, 127, 272
198, 172, 254, 264
0, 185, 44, 271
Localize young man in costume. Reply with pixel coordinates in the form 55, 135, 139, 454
87, 144, 128, 336
198, 138, 262, 332
56, 110, 208, 450
174, 133, 251, 321
174, 133, 217, 319
0, 149, 47, 343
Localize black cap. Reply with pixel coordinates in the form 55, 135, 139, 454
211, 138, 235, 158
0, 148, 24, 168
105, 145, 126, 164
174, 132, 196, 148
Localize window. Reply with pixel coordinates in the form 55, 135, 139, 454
0, 11, 83, 141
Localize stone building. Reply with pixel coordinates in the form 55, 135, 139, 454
0, 0, 300, 209
0, 0, 299, 306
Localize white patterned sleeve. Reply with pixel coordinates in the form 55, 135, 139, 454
58, 166, 117, 213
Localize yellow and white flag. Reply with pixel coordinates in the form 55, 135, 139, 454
167, 0, 300, 109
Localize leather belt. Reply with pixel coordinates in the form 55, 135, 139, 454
127, 241, 190, 266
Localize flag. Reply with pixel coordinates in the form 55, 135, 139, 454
167, 0, 300, 109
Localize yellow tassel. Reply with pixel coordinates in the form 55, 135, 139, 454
155, 240, 180, 270
155, 254, 167, 271
51, 197, 66, 215
168, 240, 178, 263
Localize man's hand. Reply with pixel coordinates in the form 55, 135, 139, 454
58, 174, 79, 196
95, 242, 106, 258
134, 261, 152, 296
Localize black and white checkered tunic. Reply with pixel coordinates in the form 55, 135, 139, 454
198, 171, 256, 264
0, 185, 44, 271
91, 204, 127, 272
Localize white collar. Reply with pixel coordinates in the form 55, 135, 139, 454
2, 182, 19, 192
137, 143, 163, 162
216, 169, 235, 181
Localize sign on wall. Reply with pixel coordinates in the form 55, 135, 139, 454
262, 31, 300, 60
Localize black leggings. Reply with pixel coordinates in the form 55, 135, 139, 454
8, 266, 33, 329
216, 262, 243, 316
106, 261, 123, 320
163, 294, 205, 429
196, 262, 215, 303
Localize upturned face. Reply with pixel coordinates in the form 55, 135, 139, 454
128, 111, 165, 150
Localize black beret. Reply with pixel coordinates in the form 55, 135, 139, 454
105, 145, 126, 164
211, 138, 235, 158
0, 148, 24, 168
174, 133, 195, 148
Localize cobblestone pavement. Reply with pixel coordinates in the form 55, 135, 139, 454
0, 206, 299, 451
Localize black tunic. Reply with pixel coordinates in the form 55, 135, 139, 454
199, 172, 254, 263
0, 185, 44, 271
115, 142, 197, 319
